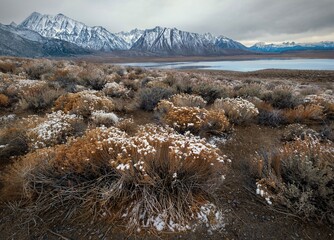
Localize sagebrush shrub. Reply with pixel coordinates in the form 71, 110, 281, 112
2, 125, 228, 232
137, 87, 174, 111
0, 127, 28, 160
23, 59, 54, 80
103, 82, 130, 97
281, 124, 319, 141
262, 87, 301, 109
256, 138, 334, 224
213, 97, 259, 124
193, 83, 230, 104
0, 60, 16, 73
254, 101, 284, 127
170, 93, 207, 108
90, 110, 119, 127
18, 84, 64, 112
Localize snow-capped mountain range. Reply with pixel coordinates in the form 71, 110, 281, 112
0, 12, 333, 57
19, 12, 128, 51
0, 23, 90, 57
250, 41, 334, 52
17, 12, 248, 55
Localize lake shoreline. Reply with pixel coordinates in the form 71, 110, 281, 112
71, 50, 334, 63
114, 59, 334, 72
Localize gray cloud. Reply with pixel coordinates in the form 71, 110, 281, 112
0, 0, 333, 46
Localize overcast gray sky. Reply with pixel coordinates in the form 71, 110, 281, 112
1, 0, 333, 46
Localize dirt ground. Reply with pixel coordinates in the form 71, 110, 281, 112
0, 69, 333, 239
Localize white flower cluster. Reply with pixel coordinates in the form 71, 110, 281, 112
29, 111, 82, 149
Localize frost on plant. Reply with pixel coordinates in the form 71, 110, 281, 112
6, 124, 229, 233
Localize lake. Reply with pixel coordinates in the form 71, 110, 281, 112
120, 59, 334, 72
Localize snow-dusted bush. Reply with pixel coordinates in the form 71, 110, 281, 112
304, 93, 334, 119
90, 110, 119, 127
281, 124, 319, 141
103, 82, 130, 97
170, 93, 207, 108
160, 101, 230, 135
256, 138, 334, 224
54, 90, 114, 118
3, 124, 229, 233
27, 111, 84, 149
213, 97, 259, 124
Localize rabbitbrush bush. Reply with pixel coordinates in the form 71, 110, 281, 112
2, 125, 228, 233
157, 100, 230, 135
54, 90, 114, 118
256, 138, 334, 225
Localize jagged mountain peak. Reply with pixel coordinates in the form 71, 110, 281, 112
131, 26, 248, 55
19, 12, 128, 51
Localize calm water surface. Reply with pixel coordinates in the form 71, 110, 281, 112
120, 59, 334, 71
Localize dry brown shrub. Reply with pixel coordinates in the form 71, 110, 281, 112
0, 93, 9, 107
54, 91, 114, 118
256, 138, 334, 224
18, 84, 64, 112
2, 125, 228, 232
282, 104, 324, 124
23, 59, 54, 80
115, 118, 138, 135
0, 127, 28, 160
163, 104, 230, 135
0, 60, 16, 73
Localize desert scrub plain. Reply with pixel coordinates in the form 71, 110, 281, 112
0, 57, 333, 239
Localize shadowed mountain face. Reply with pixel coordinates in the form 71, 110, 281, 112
0, 23, 91, 57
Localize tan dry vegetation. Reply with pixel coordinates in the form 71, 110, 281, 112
0, 57, 333, 239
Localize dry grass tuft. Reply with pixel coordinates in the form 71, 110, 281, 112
282, 104, 324, 124
0, 93, 9, 107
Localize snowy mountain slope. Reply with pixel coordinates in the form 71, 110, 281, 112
250, 41, 334, 52
0, 23, 91, 57
115, 28, 145, 49
19, 12, 128, 51
131, 26, 248, 55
